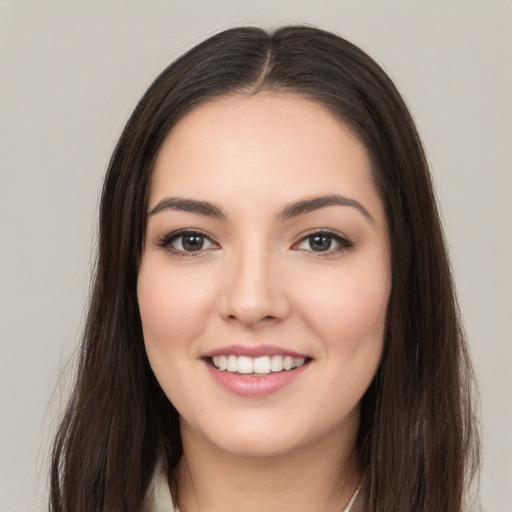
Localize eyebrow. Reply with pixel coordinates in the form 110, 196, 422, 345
149, 194, 373, 222
149, 197, 225, 218
277, 194, 373, 222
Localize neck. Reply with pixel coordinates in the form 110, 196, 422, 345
172, 422, 361, 512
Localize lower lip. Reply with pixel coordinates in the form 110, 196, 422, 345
205, 361, 310, 397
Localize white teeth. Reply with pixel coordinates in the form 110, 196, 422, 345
211, 354, 307, 374
270, 355, 283, 372
218, 355, 227, 370
237, 356, 253, 374
253, 356, 271, 374
292, 357, 305, 368
227, 355, 237, 372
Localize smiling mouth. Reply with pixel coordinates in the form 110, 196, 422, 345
206, 355, 311, 375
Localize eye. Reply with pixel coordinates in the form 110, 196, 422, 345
294, 231, 353, 254
157, 230, 218, 254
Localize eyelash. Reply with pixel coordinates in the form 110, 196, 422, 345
156, 229, 354, 256
292, 229, 354, 255
156, 229, 219, 256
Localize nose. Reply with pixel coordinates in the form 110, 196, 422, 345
219, 243, 291, 328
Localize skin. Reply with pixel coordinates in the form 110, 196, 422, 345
137, 92, 391, 511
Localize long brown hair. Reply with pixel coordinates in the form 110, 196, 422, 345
50, 26, 479, 511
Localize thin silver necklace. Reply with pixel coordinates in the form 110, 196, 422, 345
343, 476, 364, 511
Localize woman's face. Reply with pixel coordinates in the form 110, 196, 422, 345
138, 93, 390, 457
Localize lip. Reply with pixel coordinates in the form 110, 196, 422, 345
202, 346, 312, 397
202, 344, 310, 358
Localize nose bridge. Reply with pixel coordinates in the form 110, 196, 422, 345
220, 235, 288, 325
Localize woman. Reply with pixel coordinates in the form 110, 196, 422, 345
50, 26, 479, 512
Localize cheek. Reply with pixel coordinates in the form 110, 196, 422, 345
297, 258, 390, 358
299, 262, 389, 414
137, 263, 215, 356
137, 262, 217, 411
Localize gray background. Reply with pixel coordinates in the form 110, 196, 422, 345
1, 1, 510, 510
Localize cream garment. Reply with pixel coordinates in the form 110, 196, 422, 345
142, 459, 367, 512
142, 457, 175, 512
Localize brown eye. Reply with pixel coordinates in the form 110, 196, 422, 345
308, 234, 332, 252
295, 231, 353, 254
181, 234, 205, 251
158, 230, 217, 254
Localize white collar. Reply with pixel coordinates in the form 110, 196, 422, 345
142, 457, 177, 512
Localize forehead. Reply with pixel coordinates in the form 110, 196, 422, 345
150, 92, 383, 222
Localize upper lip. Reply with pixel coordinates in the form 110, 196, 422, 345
201, 344, 310, 359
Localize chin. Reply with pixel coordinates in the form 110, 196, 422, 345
181, 405, 360, 461
211, 431, 305, 458
180, 410, 308, 457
